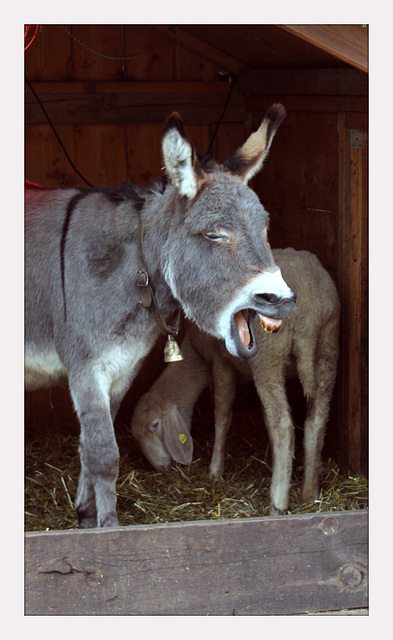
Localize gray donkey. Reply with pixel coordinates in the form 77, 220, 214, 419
25, 105, 296, 527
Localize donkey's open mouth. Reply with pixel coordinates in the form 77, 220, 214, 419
233, 309, 258, 357
232, 309, 280, 357
233, 309, 285, 359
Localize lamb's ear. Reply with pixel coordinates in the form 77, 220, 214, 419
162, 112, 202, 199
223, 103, 286, 184
162, 404, 193, 466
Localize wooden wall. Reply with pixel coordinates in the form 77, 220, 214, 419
25, 25, 222, 83
25, 24, 246, 189
24, 25, 368, 476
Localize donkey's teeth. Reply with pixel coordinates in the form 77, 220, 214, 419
259, 314, 282, 334
235, 311, 250, 347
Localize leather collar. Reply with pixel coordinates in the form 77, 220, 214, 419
137, 219, 181, 337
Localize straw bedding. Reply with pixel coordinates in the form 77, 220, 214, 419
25, 384, 368, 532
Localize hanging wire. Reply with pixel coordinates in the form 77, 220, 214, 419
25, 25, 40, 51
60, 25, 169, 62
25, 75, 94, 187
206, 75, 238, 156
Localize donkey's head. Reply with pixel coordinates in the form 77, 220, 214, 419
161, 104, 296, 359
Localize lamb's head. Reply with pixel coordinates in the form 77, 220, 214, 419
131, 395, 193, 471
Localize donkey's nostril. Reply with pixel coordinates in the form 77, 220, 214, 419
256, 293, 281, 304
255, 291, 297, 306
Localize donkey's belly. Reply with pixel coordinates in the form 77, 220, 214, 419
25, 347, 68, 390
92, 337, 152, 396
25, 335, 154, 394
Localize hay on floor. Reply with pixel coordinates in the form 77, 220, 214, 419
25, 407, 368, 531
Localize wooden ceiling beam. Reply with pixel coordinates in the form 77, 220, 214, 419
151, 25, 246, 77
25, 82, 246, 125
278, 25, 368, 73
237, 68, 368, 96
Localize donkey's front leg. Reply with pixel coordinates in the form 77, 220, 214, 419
75, 464, 97, 528
69, 371, 120, 528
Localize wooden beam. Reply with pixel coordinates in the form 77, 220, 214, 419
25, 81, 238, 95
25, 511, 368, 615
278, 25, 368, 73
237, 68, 368, 96
246, 94, 368, 116
151, 25, 246, 77
337, 113, 368, 475
25, 82, 246, 125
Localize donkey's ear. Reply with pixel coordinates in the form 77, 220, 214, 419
223, 103, 286, 184
162, 112, 202, 199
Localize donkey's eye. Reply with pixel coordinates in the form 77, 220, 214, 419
204, 231, 230, 243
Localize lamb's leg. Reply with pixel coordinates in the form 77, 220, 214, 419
299, 317, 339, 501
255, 380, 295, 515
302, 396, 329, 501
209, 360, 237, 478
69, 368, 120, 528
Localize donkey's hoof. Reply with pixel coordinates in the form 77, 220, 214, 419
76, 505, 98, 528
78, 515, 98, 529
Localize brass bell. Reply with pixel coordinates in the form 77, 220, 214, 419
164, 335, 184, 362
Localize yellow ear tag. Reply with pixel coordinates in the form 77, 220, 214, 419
178, 433, 188, 445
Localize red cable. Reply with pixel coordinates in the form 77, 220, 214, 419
25, 25, 40, 51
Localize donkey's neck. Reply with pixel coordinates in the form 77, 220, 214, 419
137, 186, 180, 319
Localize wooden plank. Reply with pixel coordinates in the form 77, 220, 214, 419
67, 24, 221, 83
25, 25, 221, 84
25, 123, 128, 188
121, 25, 177, 82
258, 150, 338, 213
25, 86, 245, 125
360, 128, 369, 475
25, 124, 79, 187
25, 510, 368, 615
260, 110, 339, 154
237, 68, 368, 96
73, 124, 128, 187
279, 25, 368, 73
70, 25, 125, 82
181, 25, 349, 70
264, 204, 337, 277
336, 114, 368, 475
24, 81, 240, 95
213, 122, 251, 163
151, 25, 246, 77
253, 110, 339, 217
247, 94, 368, 116
24, 25, 72, 82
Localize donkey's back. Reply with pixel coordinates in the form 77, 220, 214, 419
25, 185, 145, 391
